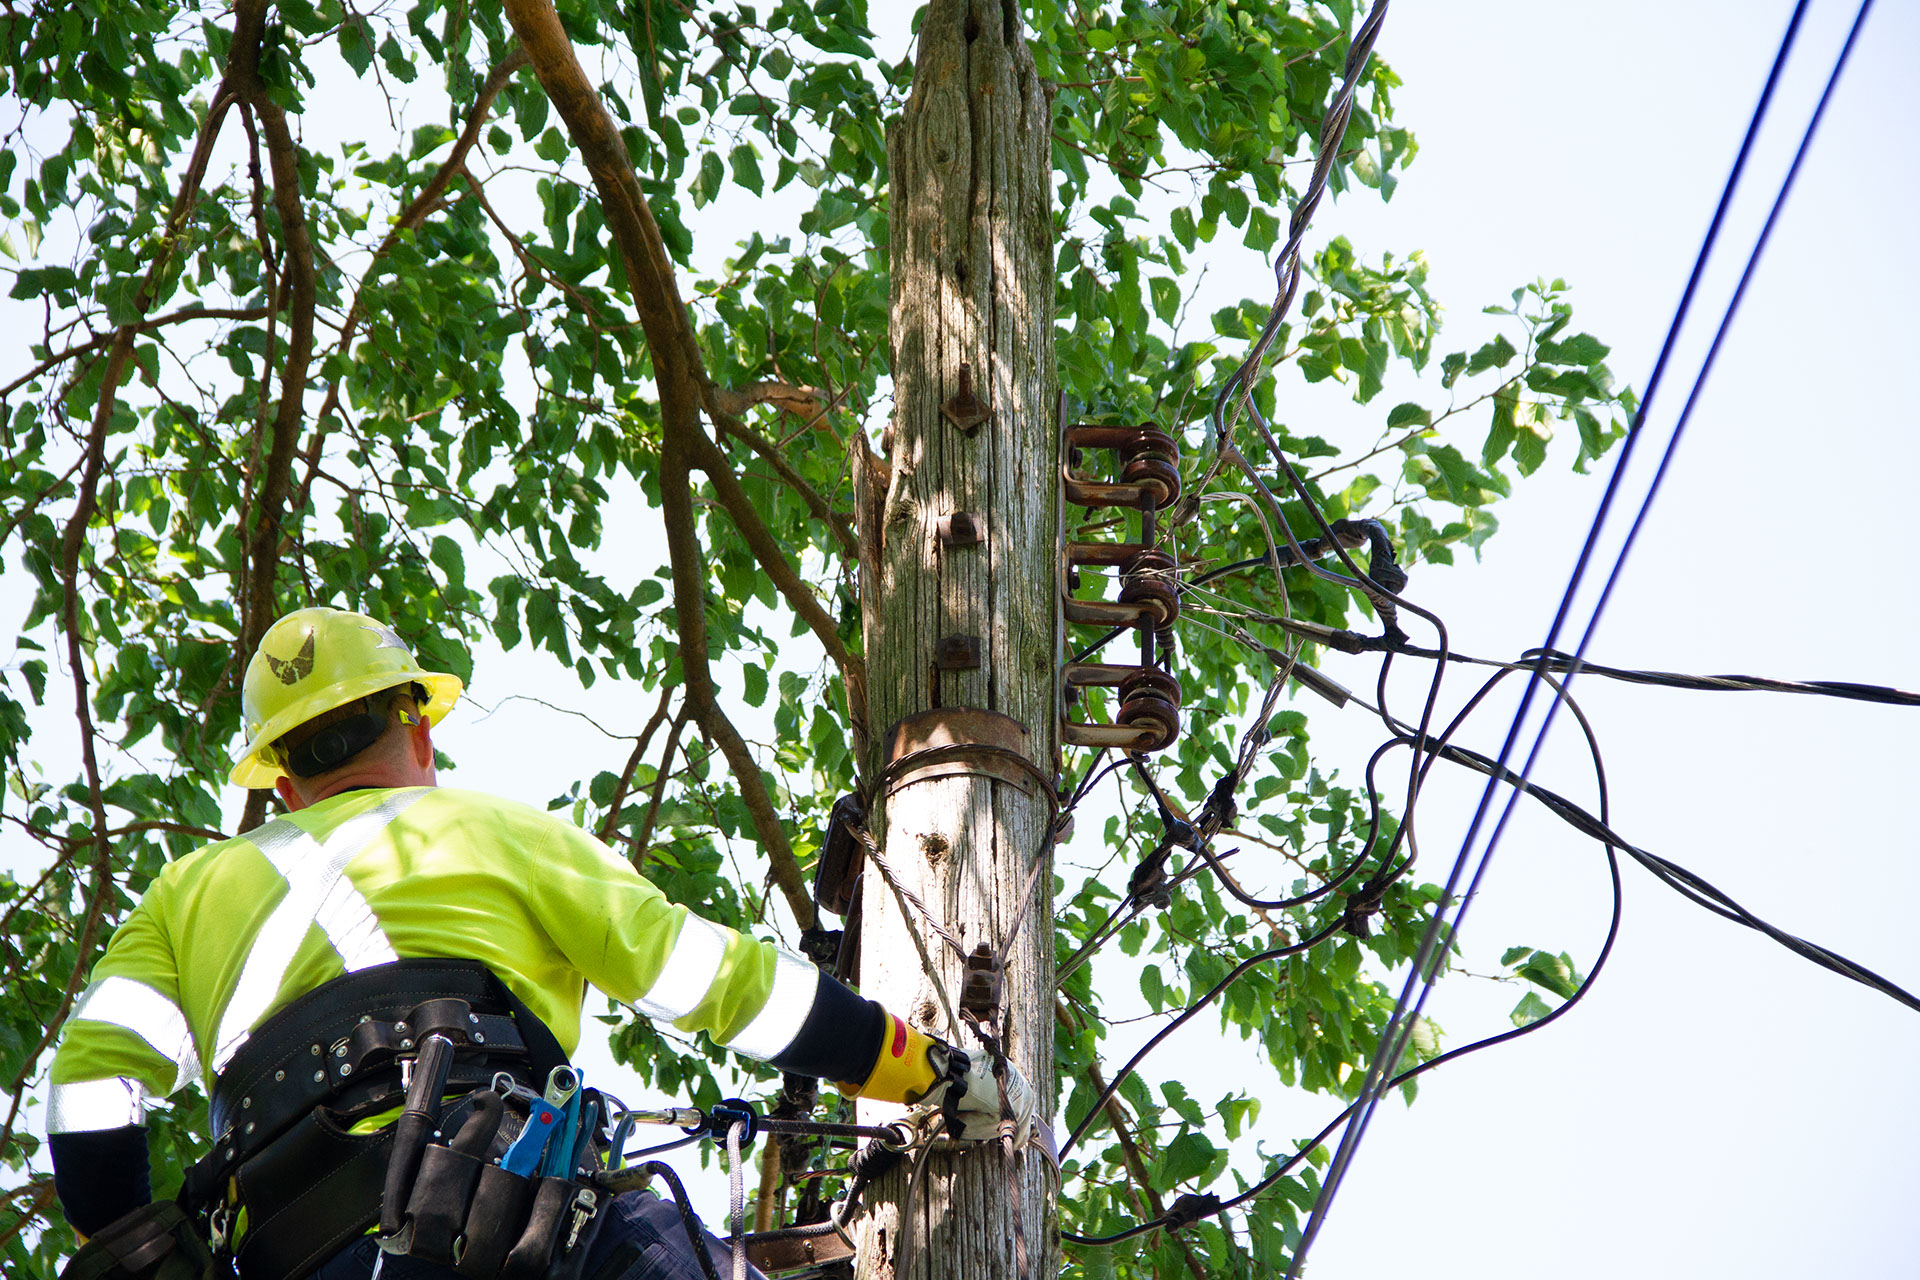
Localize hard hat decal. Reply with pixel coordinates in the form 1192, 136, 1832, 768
265, 632, 316, 686
360, 623, 408, 652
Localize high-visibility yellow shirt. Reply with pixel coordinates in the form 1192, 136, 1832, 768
46, 786, 834, 1133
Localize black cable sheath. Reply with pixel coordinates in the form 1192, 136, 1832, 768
638, 1161, 726, 1280
1065, 665, 1614, 1246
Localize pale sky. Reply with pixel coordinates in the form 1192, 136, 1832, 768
6, 2, 1917, 1276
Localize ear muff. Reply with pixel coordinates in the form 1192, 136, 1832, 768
285, 710, 387, 778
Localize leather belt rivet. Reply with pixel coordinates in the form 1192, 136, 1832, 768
468, 1013, 479, 1024
244, 1122, 255, 1135
242, 1097, 251, 1108
334, 1044, 347, 1057
473, 1032, 485, 1044
340, 1063, 353, 1076
312, 1071, 324, 1083
395, 1022, 409, 1033
274, 1070, 285, 1082
310, 1044, 321, 1056
399, 1038, 413, 1050
358, 1015, 372, 1024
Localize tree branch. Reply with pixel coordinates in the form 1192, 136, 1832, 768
659, 435, 817, 928
0, 1177, 55, 1249
597, 679, 677, 843
503, 0, 818, 927
0, 307, 270, 401
1088, 1060, 1211, 1280
235, 94, 320, 835
0, 0, 275, 1158
628, 702, 692, 869
707, 403, 857, 558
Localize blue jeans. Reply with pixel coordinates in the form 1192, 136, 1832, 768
304, 1190, 766, 1280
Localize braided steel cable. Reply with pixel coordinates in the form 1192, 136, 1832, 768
1193, 0, 1394, 489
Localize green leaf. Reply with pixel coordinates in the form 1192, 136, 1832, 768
1149, 277, 1181, 327
1159, 1131, 1218, 1187
1466, 333, 1517, 374
1538, 332, 1609, 365
338, 20, 372, 76
1510, 991, 1553, 1028
1514, 949, 1584, 1000
1387, 401, 1429, 431
728, 144, 763, 196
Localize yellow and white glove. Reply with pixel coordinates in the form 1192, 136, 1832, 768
930, 1040, 1036, 1147
842, 1014, 1035, 1147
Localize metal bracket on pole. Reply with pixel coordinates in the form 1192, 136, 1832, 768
1058, 410, 1185, 753
880, 708, 1049, 798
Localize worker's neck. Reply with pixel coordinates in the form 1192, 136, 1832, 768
277, 760, 436, 811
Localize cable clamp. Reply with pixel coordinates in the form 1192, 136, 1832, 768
1163, 1192, 1221, 1231
684, 1097, 759, 1149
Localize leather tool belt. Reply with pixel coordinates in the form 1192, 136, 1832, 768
182, 959, 569, 1280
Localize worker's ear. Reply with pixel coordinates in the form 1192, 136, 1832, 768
274, 774, 305, 811
409, 717, 434, 770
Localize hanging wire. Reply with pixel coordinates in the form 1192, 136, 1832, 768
1062, 663, 1626, 1247
1285, 4, 1874, 1269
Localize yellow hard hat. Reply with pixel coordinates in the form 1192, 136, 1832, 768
229, 607, 463, 788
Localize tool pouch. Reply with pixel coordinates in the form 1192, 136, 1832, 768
389, 1086, 608, 1280
60, 1202, 236, 1280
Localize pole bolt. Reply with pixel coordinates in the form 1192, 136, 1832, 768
938, 511, 984, 547
935, 635, 981, 669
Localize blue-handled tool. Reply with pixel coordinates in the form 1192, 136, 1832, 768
538, 1087, 584, 1178
499, 1098, 565, 1176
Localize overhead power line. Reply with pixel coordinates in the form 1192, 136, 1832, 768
1282, 1, 1879, 1271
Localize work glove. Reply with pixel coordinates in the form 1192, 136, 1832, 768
925, 1041, 1036, 1148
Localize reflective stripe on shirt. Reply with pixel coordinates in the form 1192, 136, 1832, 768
211, 791, 420, 1071
634, 912, 730, 1023
727, 946, 818, 1060
47, 1076, 145, 1134
71, 976, 200, 1093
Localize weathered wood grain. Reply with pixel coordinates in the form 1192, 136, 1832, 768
856, 0, 1060, 1276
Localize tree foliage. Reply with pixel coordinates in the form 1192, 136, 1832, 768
0, 0, 1632, 1274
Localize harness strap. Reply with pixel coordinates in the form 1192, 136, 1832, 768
205, 960, 546, 1180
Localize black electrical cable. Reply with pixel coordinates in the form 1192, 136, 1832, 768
1350, 636, 1920, 708
1058, 915, 1348, 1161
1409, 732, 1920, 1012
1185, 736, 1400, 912
1063, 668, 1626, 1247
1518, 647, 1920, 706
1285, 4, 1835, 1270
621, 1133, 702, 1163
636, 1161, 726, 1280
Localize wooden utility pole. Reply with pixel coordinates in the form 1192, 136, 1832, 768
852, 0, 1059, 1276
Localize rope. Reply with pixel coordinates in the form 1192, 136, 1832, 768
726, 1120, 747, 1280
